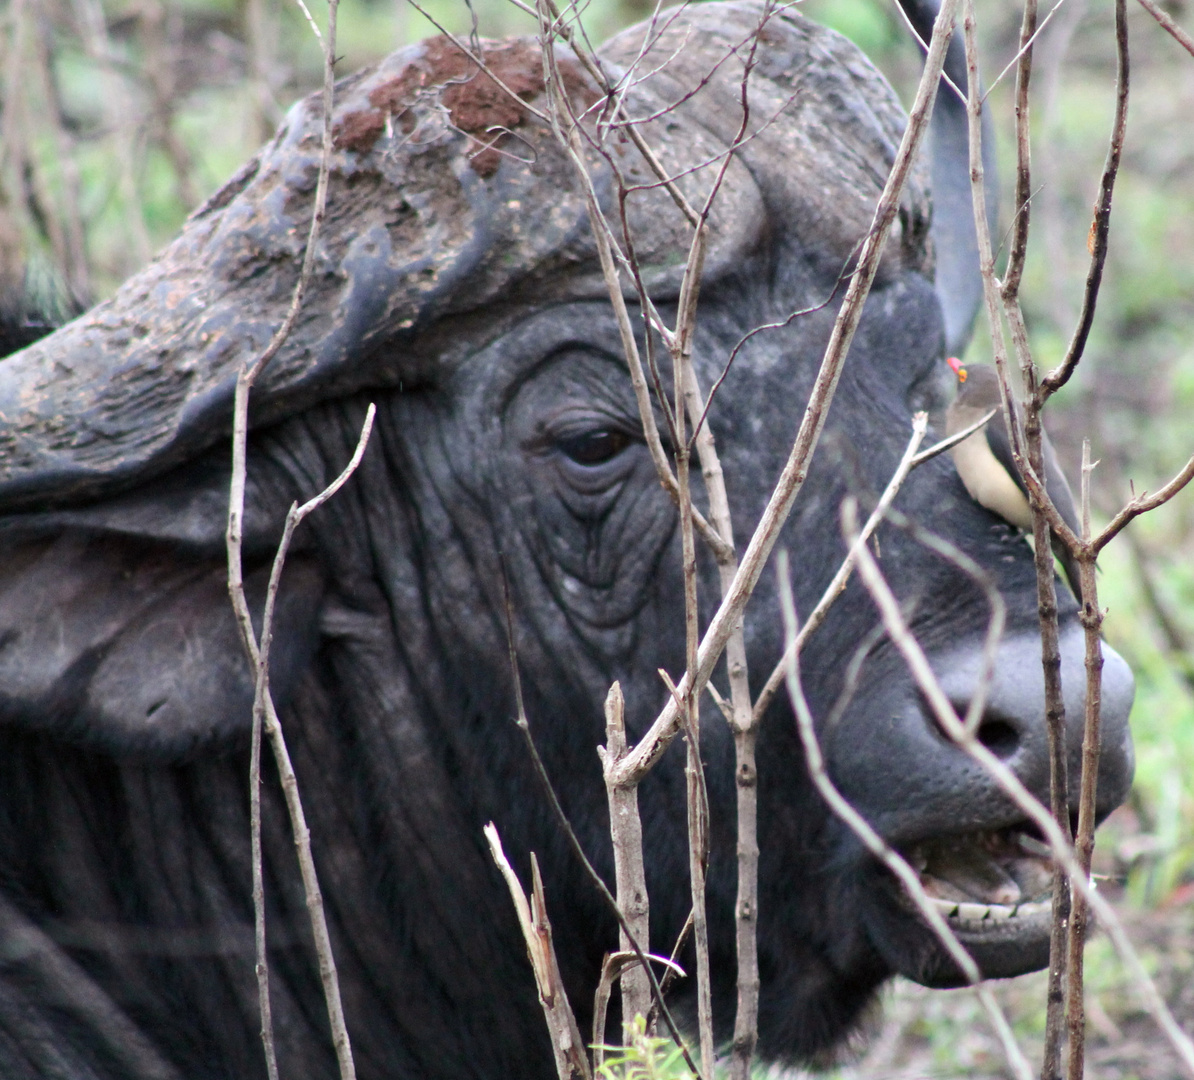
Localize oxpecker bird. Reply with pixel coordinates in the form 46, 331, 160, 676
945, 358, 1084, 601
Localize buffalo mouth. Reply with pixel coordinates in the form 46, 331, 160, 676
888, 825, 1060, 985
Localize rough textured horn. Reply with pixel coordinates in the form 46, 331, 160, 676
0, 1, 929, 510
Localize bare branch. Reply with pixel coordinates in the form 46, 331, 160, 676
1094, 452, 1194, 553
1064, 440, 1104, 1080
1001, 0, 1039, 301
1135, 0, 1194, 61
599, 683, 652, 1029
226, 3, 357, 1077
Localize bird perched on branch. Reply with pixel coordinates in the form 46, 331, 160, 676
945, 358, 1084, 601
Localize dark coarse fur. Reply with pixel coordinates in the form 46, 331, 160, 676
0, 4, 1133, 1078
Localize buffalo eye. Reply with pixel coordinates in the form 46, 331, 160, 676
556, 429, 632, 467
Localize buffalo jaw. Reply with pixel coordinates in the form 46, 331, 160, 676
828, 628, 1135, 990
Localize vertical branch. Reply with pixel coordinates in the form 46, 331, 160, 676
1002, 0, 1038, 300
1064, 442, 1105, 1080
672, 269, 714, 1080
599, 682, 652, 1028
610, 0, 964, 785
1022, 306, 1073, 1080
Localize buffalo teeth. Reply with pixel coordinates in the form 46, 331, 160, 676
928, 897, 1052, 921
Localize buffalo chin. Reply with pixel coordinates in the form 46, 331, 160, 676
871, 824, 1059, 988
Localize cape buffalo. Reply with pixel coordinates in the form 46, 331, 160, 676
0, 3, 1134, 1077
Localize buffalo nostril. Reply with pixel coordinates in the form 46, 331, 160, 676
976, 716, 1020, 759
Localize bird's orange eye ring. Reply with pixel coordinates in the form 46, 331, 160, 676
946, 356, 967, 383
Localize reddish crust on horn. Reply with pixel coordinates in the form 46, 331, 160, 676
332, 37, 600, 177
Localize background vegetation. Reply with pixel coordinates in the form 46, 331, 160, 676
2, 0, 1193, 1073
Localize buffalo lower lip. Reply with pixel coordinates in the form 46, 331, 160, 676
901, 824, 1058, 936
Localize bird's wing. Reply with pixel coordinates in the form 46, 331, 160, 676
981, 409, 1027, 496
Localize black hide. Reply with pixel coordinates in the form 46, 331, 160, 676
0, 4, 1134, 1078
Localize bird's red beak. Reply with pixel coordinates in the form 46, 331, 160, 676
947, 356, 967, 382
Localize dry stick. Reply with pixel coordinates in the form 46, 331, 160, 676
1063, 442, 1103, 1080
609, 0, 962, 789
775, 548, 1033, 1080
225, 1, 353, 1077
672, 316, 714, 1079
509, 694, 702, 1078
657, 25, 772, 1072
599, 682, 652, 1029
231, 436, 371, 1080
1002, 0, 1038, 303
847, 505, 1194, 1078
1097, 457, 1194, 551
1136, 0, 1194, 58
484, 826, 592, 1080
532, 19, 718, 1061
665, 20, 773, 1071
1020, 344, 1074, 1080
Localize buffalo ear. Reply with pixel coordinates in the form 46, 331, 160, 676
0, 531, 323, 759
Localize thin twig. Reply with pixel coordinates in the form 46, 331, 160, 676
1040, 0, 1130, 400
1136, 0, 1194, 58
1094, 453, 1194, 552
1063, 441, 1104, 1080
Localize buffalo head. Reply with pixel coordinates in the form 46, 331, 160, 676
0, 3, 1133, 1077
